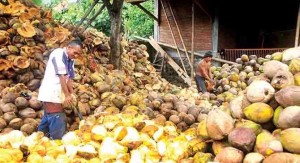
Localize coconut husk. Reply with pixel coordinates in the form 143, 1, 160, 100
16, 22, 36, 38
0, 59, 12, 71
271, 70, 294, 89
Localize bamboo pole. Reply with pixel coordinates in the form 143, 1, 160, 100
191, 2, 195, 80
159, 0, 187, 73
295, 2, 300, 47
72, 0, 99, 35
167, 0, 192, 67
83, 4, 106, 31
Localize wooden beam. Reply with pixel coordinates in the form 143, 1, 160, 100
148, 37, 192, 86
134, 36, 237, 65
83, 4, 106, 31
193, 0, 211, 22
133, 3, 159, 22
295, 2, 300, 47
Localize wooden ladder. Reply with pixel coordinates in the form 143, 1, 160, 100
148, 37, 191, 86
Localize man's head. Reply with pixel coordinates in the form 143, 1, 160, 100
66, 39, 83, 59
203, 51, 212, 62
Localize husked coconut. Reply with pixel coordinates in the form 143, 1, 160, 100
275, 86, 300, 107
263, 152, 300, 163
169, 115, 180, 124
254, 130, 283, 156
271, 70, 294, 89
243, 152, 264, 163
206, 109, 234, 140
280, 128, 300, 154
276, 106, 300, 129
26, 79, 41, 91
228, 127, 256, 153
214, 147, 244, 163
246, 80, 275, 103
212, 140, 230, 155
263, 60, 289, 79
20, 123, 36, 135
184, 114, 195, 125
3, 112, 17, 123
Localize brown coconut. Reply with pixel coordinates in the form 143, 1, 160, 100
14, 96, 29, 109
28, 96, 43, 110
184, 114, 195, 125
228, 127, 256, 153
262, 152, 300, 163
23, 118, 39, 127
177, 121, 188, 131
169, 115, 181, 124
26, 79, 41, 91
275, 86, 300, 107
0, 117, 7, 130
1, 103, 17, 113
20, 123, 36, 135
8, 118, 23, 130
207, 109, 235, 140
1, 127, 14, 134
214, 147, 244, 163
2, 92, 18, 103
277, 106, 300, 129
3, 112, 17, 123
18, 108, 37, 119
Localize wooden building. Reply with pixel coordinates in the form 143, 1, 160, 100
153, 0, 300, 60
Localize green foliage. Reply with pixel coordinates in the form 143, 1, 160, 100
32, 0, 42, 6
35, 0, 154, 39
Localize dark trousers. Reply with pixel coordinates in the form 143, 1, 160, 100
195, 75, 207, 93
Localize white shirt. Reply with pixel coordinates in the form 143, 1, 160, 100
38, 48, 74, 103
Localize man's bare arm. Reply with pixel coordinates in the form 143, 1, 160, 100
67, 78, 73, 94
59, 75, 72, 106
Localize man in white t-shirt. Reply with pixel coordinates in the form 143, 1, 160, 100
37, 39, 83, 139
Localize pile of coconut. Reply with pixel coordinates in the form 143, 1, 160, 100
0, 0, 209, 135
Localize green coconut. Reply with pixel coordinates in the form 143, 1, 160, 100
280, 128, 300, 154
272, 106, 283, 128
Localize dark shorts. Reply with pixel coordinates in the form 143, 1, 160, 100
195, 75, 207, 93
38, 111, 67, 140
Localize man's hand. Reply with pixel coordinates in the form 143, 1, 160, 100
64, 95, 73, 107
209, 79, 215, 84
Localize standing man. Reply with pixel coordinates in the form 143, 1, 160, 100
195, 51, 214, 93
37, 39, 83, 139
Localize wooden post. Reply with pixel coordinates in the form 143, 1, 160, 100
154, 0, 159, 41
212, 4, 219, 57
191, 2, 195, 81
295, 2, 300, 47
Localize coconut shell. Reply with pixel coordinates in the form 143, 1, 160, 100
214, 147, 244, 163
8, 118, 23, 130
14, 96, 29, 109
207, 109, 234, 140
280, 128, 300, 154
228, 127, 256, 153
262, 152, 300, 163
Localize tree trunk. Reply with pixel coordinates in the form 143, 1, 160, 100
106, 0, 124, 70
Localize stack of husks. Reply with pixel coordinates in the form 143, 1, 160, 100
1, 0, 300, 162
